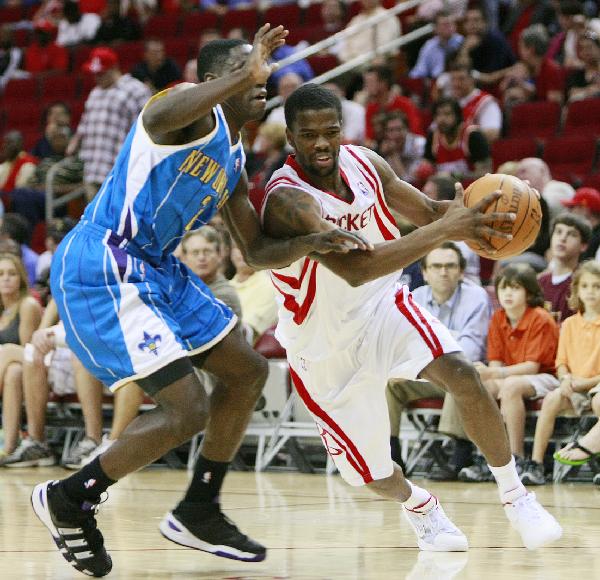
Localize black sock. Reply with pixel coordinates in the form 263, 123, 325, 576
60, 457, 116, 504
452, 439, 474, 471
182, 454, 229, 504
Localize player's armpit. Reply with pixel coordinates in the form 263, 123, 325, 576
356, 147, 449, 226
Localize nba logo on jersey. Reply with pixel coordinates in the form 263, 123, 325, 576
357, 181, 369, 196
138, 332, 162, 356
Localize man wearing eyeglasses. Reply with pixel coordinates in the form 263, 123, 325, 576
387, 241, 491, 479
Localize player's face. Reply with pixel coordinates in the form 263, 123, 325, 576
223, 44, 268, 121
182, 236, 221, 282
578, 272, 600, 313
497, 281, 527, 312
422, 248, 463, 296
287, 109, 342, 178
0, 259, 21, 296
551, 223, 585, 260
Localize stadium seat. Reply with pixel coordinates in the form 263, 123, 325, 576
399, 77, 428, 106
13, 29, 31, 47
563, 98, 600, 137
491, 137, 539, 170
507, 101, 562, 139
143, 13, 180, 38
263, 4, 301, 30
72, 45, 94, 71
580, 174, 600, 190
40, 74, 79, 102
220, 7, 259, 35
254, 325, 286, 359
164, 37, 191, 69
307, 54, 339, 76
2, 77, 38, 103
302, 2, 323, 25
543, 135, 599, 184
0, 6, 25, 23
5, 101, 43, 130
180, 11, 219, 36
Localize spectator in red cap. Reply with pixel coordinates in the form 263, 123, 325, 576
562, 187, 600, 260
24, 21, 68, 74
67, 47, 151, 200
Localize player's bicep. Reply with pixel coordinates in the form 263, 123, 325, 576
263, 187, 336, 239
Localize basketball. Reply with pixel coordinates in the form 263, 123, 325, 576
463, 173, 542, 260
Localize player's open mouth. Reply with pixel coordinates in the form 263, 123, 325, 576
252, 90, 267, 102
315, 155, 332, 166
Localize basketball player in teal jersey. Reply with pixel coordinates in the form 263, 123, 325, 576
31, 26, 370, 577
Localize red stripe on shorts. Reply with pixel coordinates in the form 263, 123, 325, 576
289, 366, 373, 484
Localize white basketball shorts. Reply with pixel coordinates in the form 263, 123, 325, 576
287, 286, 461, 486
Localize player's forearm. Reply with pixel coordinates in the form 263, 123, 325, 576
316, 220, 448, 286
244, 234, 323, 270
143, 71, 254, 134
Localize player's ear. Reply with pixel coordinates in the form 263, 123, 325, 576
285, 127, 295, 150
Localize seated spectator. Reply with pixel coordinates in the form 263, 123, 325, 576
448, 62, 502, 142
463, 264, 559, 480
265, 72, 303, 127
310, 0, 346, 48
0, 253, 43, 463
0, 214, 39, 285
539, 213, 591, 322
409, 11, 463, 79
546, 0, 587, 69
456, 5, 515, 74
502, 0, 556, 56
200, 0, 256, 17
32, 0, 64, 28
566, 30, 600, 102
377, 112, 425, 185
522, 260, 600, 485
248, 124, 288, 194
32, 102, 72, 159
562, 187, 600, 260
338, 0, 401, 64
24, 20, 69, 74
269, 44, 314, 86
492, 25, 565, 107
131, 39, 182, 93
0, 25, 28, 93
424, 97, 491, 180
230, 244, 278, 344
323, 82, 366, 143
422, 173, 481, 284
57, 1, 101, 47
387, 242, 491, 479
93, 0, 141, 45
363, 66, 422, 146
0, 131, 38, 194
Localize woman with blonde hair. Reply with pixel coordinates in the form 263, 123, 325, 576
0, 252, 43, 464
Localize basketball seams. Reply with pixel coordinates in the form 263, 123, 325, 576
494, 178, 530, 254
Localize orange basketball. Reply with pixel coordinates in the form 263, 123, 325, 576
463, 173, 542, 260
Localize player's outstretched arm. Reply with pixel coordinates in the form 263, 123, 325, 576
264, 184, 515, 287
221, 173, 371, 270
358, 147, 452, 226
143, 24, 287, 138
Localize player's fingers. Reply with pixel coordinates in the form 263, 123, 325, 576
334, 229, 373, 251
479, 225, 513, 241
473, 190, 502, 211
453, 182, 464, 203
480, 211, 516, 223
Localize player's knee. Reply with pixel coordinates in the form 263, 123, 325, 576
163, 396, 209, 443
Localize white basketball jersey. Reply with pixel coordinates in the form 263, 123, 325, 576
260, 145, 402, 360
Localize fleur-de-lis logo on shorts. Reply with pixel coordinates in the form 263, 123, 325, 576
138, 331, 162, 356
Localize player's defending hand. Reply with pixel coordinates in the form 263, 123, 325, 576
309, 229, 374, 254
441, 183, 516, 254
244, 24, 288, 85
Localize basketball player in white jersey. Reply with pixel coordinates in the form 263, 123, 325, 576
258, 84, 562, 551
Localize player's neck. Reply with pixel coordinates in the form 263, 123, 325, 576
505, 304, 527, 327
310, 169, 349, 199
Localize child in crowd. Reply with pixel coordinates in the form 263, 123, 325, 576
462, 264, 559, 481
521, 260, 600, 485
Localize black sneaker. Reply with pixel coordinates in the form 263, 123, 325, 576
521, 460, 546, 485
458, 457, 494, 482
160, 502, 266, 562
31, 480, 112, 577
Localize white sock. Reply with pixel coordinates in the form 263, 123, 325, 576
488, 456, 527, 504
402, 480, 436, 512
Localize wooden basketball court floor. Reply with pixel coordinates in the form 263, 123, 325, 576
1, 467, 599, 579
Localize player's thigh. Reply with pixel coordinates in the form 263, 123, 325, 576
288, 351, 394, 486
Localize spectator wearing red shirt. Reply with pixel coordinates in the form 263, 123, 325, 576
24, 21, 68, 74
363, 66, 422, 146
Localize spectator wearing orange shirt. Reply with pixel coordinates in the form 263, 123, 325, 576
462, 264, 560, 481
363, 66, 422, 147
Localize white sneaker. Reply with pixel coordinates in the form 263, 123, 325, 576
82, 435, 114, 466
406, 551, 469, 580
62, 437, 99, 470
403, 497, 469, 552
504, 492, 563, 550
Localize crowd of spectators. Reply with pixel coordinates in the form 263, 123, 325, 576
0, 0, 599, 483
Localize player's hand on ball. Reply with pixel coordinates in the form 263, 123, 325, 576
245, 24, 288, 85
310, 228, 374, 254
442, 183, 516, 254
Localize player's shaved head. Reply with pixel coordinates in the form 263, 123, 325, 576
197, 39, 247, 81
285, 83, 342, 130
